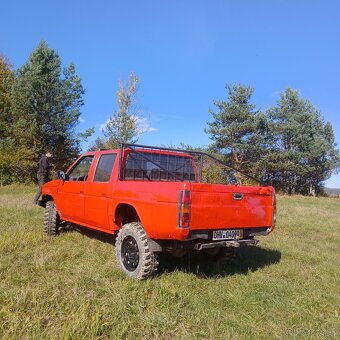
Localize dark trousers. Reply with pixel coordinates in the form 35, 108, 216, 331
34, 174, 48, 203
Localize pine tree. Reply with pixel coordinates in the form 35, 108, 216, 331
205, 84, 267, 174
9, 41, 90, 182
266, 88, 340, 194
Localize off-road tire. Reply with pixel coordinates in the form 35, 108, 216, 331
43, 201, 60, 236
115, 222, 159, 280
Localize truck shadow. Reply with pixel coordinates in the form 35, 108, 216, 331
64, 226, 281, 278
158, 246, 282, 278
65, 225, 116, 245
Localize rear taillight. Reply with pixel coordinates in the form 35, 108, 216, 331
272, 193, 277, 227
177, 190, 191, 228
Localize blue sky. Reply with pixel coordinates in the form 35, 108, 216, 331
1, 0, 340, 187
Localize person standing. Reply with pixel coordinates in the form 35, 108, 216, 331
33, 151, 52, 204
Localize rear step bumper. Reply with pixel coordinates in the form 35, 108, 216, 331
194, 238, 259, 250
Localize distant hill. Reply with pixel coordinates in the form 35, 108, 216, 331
324, 187, 340, 196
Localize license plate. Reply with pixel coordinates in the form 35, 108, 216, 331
212, 229, 243, 240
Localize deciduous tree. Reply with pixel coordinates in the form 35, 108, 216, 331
92, 72, 140, 150
0, 55, 14, 139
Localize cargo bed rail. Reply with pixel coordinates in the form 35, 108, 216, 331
119, 143, 265, 186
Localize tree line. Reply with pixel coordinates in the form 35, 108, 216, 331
0, 42, 339, 194
205, 85, 339, 195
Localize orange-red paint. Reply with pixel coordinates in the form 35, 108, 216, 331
42, 148, 276, 240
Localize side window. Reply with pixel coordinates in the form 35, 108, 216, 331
68, 156, 94, 181
94, 154, 117, 182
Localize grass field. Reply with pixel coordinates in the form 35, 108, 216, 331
0, 186, 339, 339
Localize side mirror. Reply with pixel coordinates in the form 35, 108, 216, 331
57, 170, 66, 180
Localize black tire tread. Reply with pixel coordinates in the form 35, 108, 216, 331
43, 201, 59, 236
116, 222, 159, 280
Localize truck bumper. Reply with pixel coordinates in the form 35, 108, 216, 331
193, 238, 259, 250
187, 227, 270, 241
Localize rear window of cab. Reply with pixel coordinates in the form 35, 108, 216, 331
123, 152, 196, 182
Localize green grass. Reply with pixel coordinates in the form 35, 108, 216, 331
0, 186, 339, 339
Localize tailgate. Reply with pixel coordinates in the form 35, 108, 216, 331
190, 183, 274, 230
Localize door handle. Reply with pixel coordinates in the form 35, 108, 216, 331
233, 193, 243, 200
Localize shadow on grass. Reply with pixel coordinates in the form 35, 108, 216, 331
62, 226, 281, 278
61, 224, 116, 245
157, 246, 282, 278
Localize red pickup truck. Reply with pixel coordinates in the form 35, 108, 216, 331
41, 144, 276, 279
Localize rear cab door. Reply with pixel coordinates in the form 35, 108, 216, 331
83, 151, 118, 230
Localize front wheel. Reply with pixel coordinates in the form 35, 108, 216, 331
115, 222, 158, 279
43, 201, 60, 236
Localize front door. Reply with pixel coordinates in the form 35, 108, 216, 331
57, 155, 94, 223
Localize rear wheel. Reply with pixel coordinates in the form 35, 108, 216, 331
43, 201, 60, 236
115, 222, 158, 279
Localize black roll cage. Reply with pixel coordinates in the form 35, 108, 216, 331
118, 143, 265, 186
